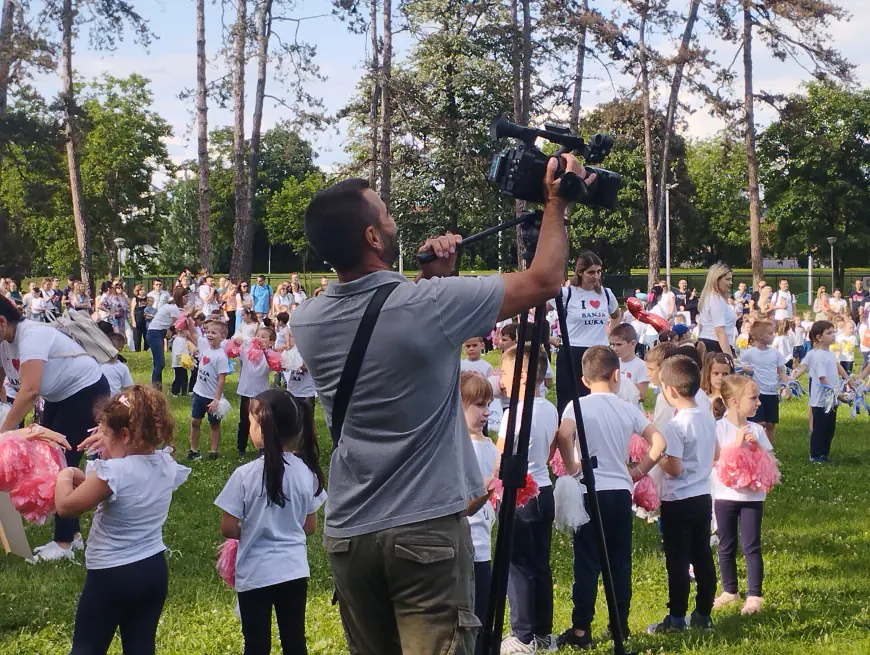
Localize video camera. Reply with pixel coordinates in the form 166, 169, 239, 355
486, 115, 621, 209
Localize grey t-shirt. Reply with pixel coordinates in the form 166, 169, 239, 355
290, 270, 505, 538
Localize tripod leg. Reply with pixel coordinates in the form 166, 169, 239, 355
554, 293, 630, 655
482, 307, 550, 655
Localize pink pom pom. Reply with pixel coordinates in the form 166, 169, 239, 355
633, 474, 660, 511
174, 314, 188, 331
224, 340, 241, 359
247, 344, 264, 364
716, 445, 754, 490
217, 538, 239, 588
748, 447, 781, 493
265, 349, 283, 373
629, 433, 650, 464
490, 473, 540, 509
0, 437, 34, 492
10, 474, 57, 524
549, 449, 568, 477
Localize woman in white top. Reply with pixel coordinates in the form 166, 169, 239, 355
0, 295, 110, 560
555, 251, 621, 413
235, 280, 254, 333
829, 288, 847, 315
271, 283, 293, 318
697, 263, 736, 356
146, 286, 189, 389
813, 289, 830, 321
658, 281, 676, 321
290, 278, 307, 304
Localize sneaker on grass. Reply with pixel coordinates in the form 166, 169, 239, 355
32, 541, 76, 563
647, 615, 687, 634
713, 591, 741, 610
556, 628, 592, 649
186, 450, 201, 461
500, 634, 537, 654
534, 634, 558, 652
71, 533, 85, 551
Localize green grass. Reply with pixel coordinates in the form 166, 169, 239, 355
3, 351, 870, 653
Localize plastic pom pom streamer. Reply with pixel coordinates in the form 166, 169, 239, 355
748, 448, 781, 493
553, 475, 589, 533
490, 473, 539, 509
213, 397, 232, 421
173, 314, 188, 331
549, 449, 568, 477
632, 474, 659, 512
0, 437, 33, 492
0, 437, 66, 524
852, 384, 870, 418
217, 538, 239, 588
265, 349, 283, 373
717, 445, 755, 490
629, 433, 649, 464
224, 340, 241, 360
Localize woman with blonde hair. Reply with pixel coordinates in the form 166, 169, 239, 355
698, 263, 735, 355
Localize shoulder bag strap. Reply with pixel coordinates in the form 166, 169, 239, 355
330, 282, 400, 449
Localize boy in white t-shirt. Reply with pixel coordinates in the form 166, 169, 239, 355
460, 336, 495, 378
609, 323, 649, 406
100, 333, 134, 395
497, 344, 559, 653
188, 320, 230, 461
236, 327, 277, 458
555, 346, 666, 649
836, 319, 859, 375
647, 355, 718, 634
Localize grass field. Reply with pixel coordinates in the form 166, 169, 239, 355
3, 350, 870, 654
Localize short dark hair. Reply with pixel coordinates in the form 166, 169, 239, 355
276, 311, 290, 325
610, 323, 638, 344
664, 344, 704, 371
810, 320, 833, 344
500, 322, 519, 342
581, 345, 620, 383
108, 332, 126, 351
304, 178, 381, 272
0, 295, 22, 324
660, 355, 701, 399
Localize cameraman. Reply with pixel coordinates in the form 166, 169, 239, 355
291, 154, 595, 654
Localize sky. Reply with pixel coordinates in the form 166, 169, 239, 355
31, 0, 870, 173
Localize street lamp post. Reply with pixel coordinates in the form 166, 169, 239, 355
113, 237, 126, 281
827, 236, 837, 290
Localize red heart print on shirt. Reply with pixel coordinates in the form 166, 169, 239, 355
201, 356, 211, 365
589, 300, 601, 309
11, 359, 20, 371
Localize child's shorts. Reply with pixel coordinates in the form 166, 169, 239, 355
749, 393, 779, 425
793, 345, 807, 361
191, 393, 221, 425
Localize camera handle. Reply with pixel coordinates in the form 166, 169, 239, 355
416, 211, 541, 265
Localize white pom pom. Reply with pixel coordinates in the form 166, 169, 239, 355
0, 403, 10, 429
213, 397, 232, 420
554, 475, 590, 533
281, 346, 304, 372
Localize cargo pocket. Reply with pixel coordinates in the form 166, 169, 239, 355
393, 541, 455, 565
324, 537, 351, 555
441, 608, 481, 655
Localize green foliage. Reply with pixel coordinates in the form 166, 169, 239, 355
759, 81, 870, 283
263, 171, 325, 261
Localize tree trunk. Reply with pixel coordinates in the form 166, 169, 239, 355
510, 0, 521, 123
368, 0, 379, 189
652, 0, 700, 269
444, 54, 459, 235
61, 0, 93, 293
0, 0, 15, 119
379, 0, 392, 209
243, 0, 272, 282
569, 0, 588, 132
196, 0, 213, 273
228, 0, 250, 282
743, 1, 763, 286
639, 5, 659, 289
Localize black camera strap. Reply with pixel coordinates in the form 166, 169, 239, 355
330, 281, 400, 449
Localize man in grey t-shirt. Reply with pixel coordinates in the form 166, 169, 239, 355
291, 155, 594, 654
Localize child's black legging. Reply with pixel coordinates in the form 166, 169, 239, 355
714, 500, 764, 597
171, 367, 189, 396
238, 577, 308, 655
70, 551, 168, 655
237, 395, 252, 453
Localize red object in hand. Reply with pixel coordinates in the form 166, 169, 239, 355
626, 297, 670, 334
490, 473, 540, 509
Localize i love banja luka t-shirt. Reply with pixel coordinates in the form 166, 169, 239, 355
561, 286, 619, 348
193, 345, 230, 401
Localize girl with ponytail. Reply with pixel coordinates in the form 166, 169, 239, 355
215, 388, 326, 654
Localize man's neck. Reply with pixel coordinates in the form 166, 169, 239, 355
337, 259, 393, 284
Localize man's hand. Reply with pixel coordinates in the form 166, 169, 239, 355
418, 232, 462, 280
543, 153, 596, 205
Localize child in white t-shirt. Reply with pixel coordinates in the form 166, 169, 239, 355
772, 319, 794, 369
711, 376, 774, 616
739, 321, 789, 445
460, 372, 499, 652
54, 386, 190, 653
188, 320, 230, 461
556, 346, 665, 649
101, 333, 134, 395
215, 389, 326, 655
792, 318, 807, 366
836, 319, 858, 374
461, 336, 495, 378
235, 327, 277, 458
609, 323, 649, 407
170, 325, 196, 397
648, 355, 718, 633
792, 320, 851, 462
497, 344, 558, 652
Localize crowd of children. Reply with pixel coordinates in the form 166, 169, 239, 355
25, 272, 870, 655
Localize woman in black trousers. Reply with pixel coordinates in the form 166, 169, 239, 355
131, 285, 149, 351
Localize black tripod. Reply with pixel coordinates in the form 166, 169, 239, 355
468, 215, 634, 655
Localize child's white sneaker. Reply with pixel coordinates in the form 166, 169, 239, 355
500, 635, 536, 654
741, 596, 764, 614
71, 533, 85, 551
713, 591, 741, 610
32, 541, 76, 562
